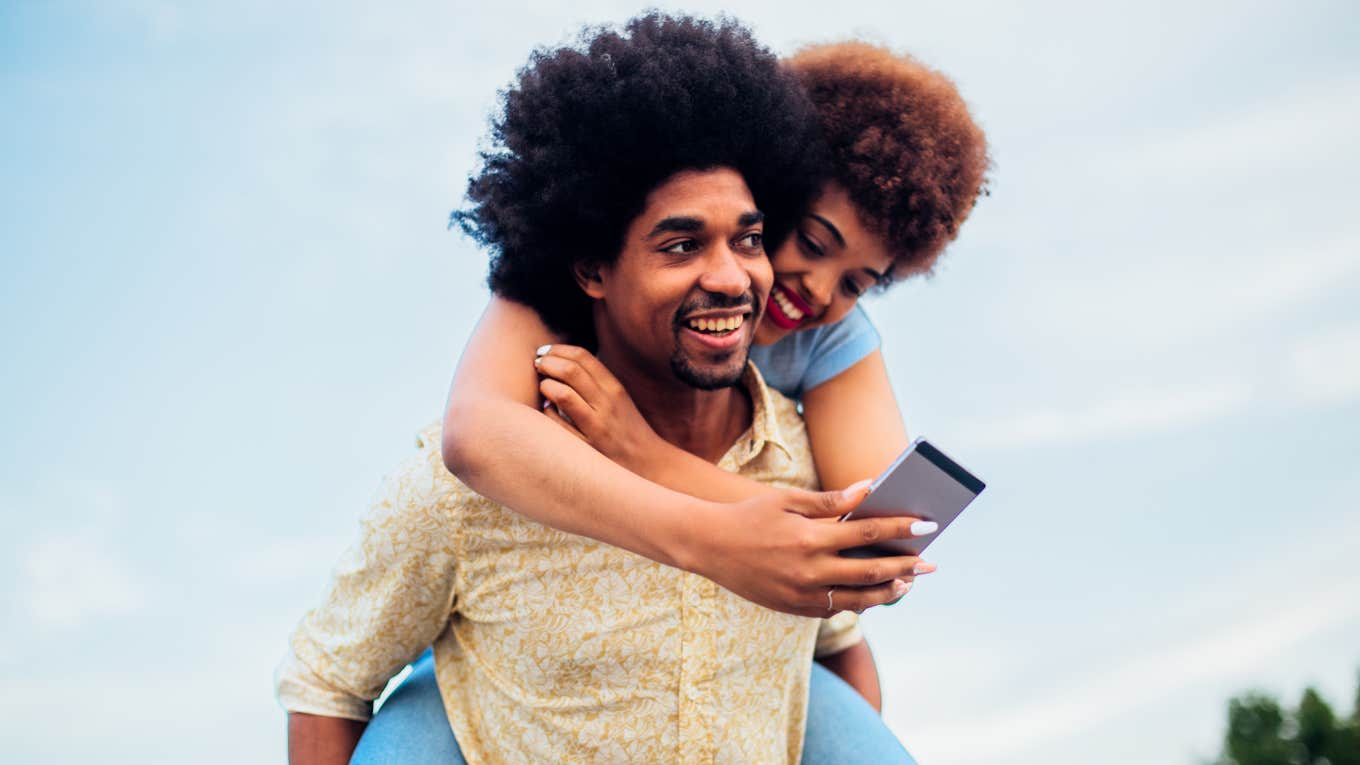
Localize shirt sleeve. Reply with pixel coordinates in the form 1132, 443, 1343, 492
801, 305, 882, 394
274, 442, 461, 721
813, 610, 864, 658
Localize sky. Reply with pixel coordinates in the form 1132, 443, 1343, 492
2, 0, 1358, 762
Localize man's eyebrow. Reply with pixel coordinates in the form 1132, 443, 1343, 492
647, 216, 704, 238
737, 211, 764, 227
807, 213, 846, 248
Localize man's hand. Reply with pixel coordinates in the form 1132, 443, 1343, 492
677, 481, 937, 618
288, 712, 366, 765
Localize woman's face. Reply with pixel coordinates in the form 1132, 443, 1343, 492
754, 183, 896, 346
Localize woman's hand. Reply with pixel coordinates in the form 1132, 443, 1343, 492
533, 344, 938, 617
533, 344, 671, 476
679, 481, 938, 617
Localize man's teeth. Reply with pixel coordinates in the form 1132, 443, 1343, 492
773, 288, 805, 321
687, 315, 745, 333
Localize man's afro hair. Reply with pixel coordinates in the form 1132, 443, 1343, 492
452, 13, 825, 344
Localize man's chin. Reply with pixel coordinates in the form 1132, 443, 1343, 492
670, 353, 747, 391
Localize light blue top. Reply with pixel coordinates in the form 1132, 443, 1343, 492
748, 305, 882, 400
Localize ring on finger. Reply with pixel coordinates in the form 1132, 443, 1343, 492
826, 587, 836, 614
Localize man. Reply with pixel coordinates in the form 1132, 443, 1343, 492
276, 14, 899, 764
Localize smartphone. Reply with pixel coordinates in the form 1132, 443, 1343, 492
838, 437, 985, 558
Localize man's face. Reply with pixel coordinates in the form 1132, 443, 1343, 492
584, 167, 773, 390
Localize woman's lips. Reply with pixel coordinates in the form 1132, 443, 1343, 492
765, 283, 813, 330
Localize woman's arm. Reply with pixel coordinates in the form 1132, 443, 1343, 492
442, 298, 703, 567
532, 345, 910, 507
799, 349, 910, 491
443, 297, 929, 616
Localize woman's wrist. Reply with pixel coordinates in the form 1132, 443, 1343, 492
621, 432, 684, 485
658, 498, 726, 576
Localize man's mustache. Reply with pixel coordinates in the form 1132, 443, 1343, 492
673, 292, 760, 323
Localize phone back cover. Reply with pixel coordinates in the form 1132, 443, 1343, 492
845, 444, 982, 557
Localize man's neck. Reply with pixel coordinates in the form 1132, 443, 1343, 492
596, 348, 752, 465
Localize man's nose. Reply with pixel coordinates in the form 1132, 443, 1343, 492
698, 244, 752, 297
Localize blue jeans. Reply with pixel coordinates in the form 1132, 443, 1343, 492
351, 649, 915, 764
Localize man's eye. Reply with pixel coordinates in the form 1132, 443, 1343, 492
737, 232, 764, 250
662, 240, 700, 254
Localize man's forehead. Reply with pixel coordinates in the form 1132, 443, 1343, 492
645, 211, 764, 239
633, 168, 759, 234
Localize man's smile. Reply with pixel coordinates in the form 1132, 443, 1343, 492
677, 304, 754, 351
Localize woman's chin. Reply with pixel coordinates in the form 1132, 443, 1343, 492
753, 319, 791, 346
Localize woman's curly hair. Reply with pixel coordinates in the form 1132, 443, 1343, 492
453, 13, 825, 344
787, 42, 991, 278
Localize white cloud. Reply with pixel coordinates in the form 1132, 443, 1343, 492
20, 529, 149, 629
233, 533, 354, 584
1007, 235, 1360, 360
957, 378, 1254, 449
895, 578, 1360, 763
1286, 324, 1360, 406
120, 0, 188, 43
1110, 74, 1360, 181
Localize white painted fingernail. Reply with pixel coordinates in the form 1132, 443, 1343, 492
892, 579, 910, 597
913, 561, 937, 575
841, 479, 872, 499
535, 345, 552, 357
910, 520, 938, 536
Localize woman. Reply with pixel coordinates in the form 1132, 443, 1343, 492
357, 39, 988, 764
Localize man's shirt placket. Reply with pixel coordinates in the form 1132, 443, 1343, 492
678, 568, 719, 764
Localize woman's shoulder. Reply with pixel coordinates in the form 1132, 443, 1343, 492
750, 305, 881, 399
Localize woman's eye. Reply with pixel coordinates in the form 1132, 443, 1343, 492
842, 278, 868, 298
662, 240, 700, 254
797, 231, 825, 258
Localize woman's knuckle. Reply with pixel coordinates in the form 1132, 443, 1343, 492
860, 522, 882, 543
818, 492, 840, 514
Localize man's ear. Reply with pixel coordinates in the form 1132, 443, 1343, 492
572, 260, 607, 299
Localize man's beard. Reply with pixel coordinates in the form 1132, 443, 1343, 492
669, 347, 748, 390
668, 290, 759, 390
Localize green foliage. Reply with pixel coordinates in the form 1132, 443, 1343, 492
1212, 670, 1360, 765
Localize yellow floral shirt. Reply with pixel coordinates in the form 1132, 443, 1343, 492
275, 365, 862, 764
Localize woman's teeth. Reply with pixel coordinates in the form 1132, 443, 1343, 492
773, 288, 805, 321
687, 315, 745, 334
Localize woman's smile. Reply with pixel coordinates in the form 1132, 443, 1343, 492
766, 281, 817, 329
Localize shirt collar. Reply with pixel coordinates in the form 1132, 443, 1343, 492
415, 361, 793, 471
729, 361, 794, 469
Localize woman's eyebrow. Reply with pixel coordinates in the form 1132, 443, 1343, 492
807, 214, 846, 247
647, 216, 704, 238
